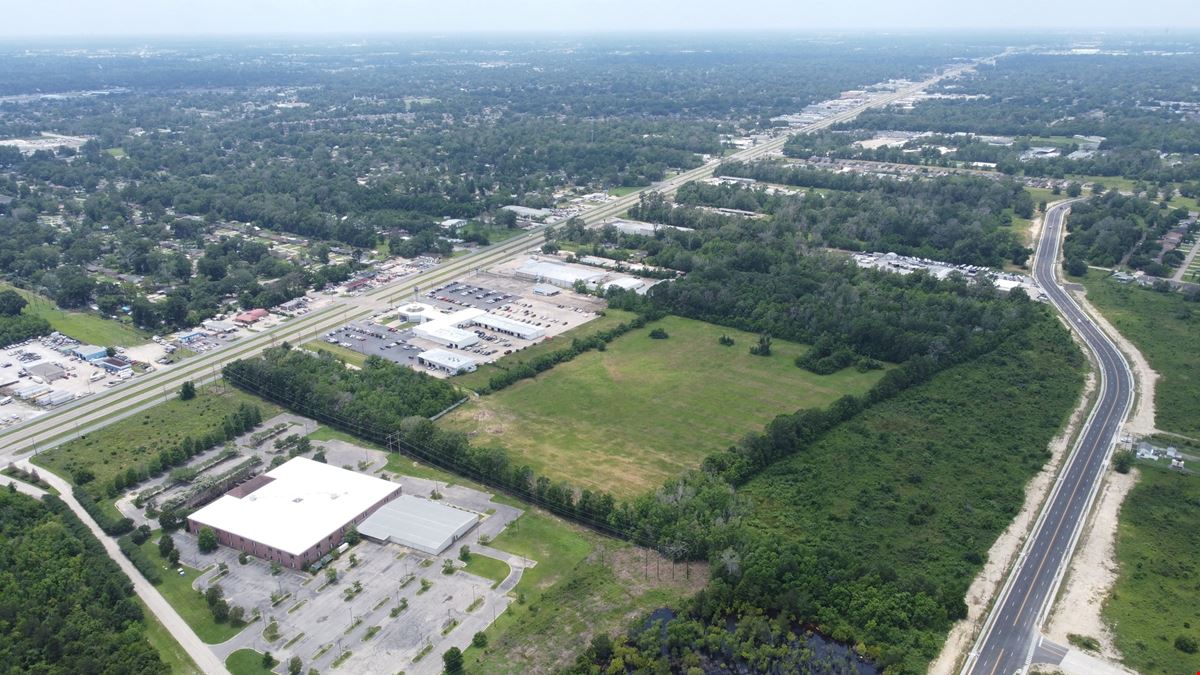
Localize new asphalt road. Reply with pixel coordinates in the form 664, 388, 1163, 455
963, 200, 1135, 675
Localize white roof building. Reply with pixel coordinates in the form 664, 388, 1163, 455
472, 313, 545, 340
187, 458, 401, 567
357, 494, 479, 555
515, 260, 607, 288
417, 348, 478, 374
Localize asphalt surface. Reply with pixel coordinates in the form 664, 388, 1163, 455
963, 200, 1135, 675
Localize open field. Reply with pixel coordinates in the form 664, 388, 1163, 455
135, 597, 203, 675
33, 385, 281, 494
449, 308, 637, 391
1079, 275, 1200, 438
1105, 462, 1200, 674
443, 315, 886, 497
464, 510, 705, 674
741, 317, 1085, 672
607, 185, 644, 197
457, 221, 527, 245
137, 536, 246, 644
301, 340, 368, 368
1, 282, 148, 346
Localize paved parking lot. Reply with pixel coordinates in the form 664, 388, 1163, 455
171, 455, 526, 675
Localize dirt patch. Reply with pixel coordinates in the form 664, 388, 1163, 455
605, 545, 710, 597
928, 366, 1098, 675
1045, 468, 1139, 660
1069, 288, 1158, 437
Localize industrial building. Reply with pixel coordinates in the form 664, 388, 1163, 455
515, 259, 607, 289
72, 344, 108, 362
357, 494, 479, 555
417, 348, 478, 375
606, 218, 693, 236
186, 457, 402, 569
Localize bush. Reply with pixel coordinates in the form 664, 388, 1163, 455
1113, 449, 1135, 474
1175, 635, 1197, 653
718, 334, 735, 346
649, 328, 669, 339
118, 534, 162, 584
472, 631, 488, 648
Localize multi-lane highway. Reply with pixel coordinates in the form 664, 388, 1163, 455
963, 200, 1135, 675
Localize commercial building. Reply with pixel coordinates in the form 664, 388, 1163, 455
412, 306, 545, 347
396, 302, 440, 324
97, 356, 132, 374
186, 457, 402, 569
357, 494, 479, 555
27, 362, 67, 382
233, 308, 269, 325
417, 348, 478, 375
606, 218, 693, 236
72, 345, 108, 362
515, 259, 606, 289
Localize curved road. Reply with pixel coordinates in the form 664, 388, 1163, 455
963, 200, 1135, 675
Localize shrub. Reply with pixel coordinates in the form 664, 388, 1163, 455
649, 328, 669, 339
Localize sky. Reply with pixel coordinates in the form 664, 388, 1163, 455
3, 0, 1199, 37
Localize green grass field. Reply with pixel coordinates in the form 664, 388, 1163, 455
1079, 274, 1200, 438
1, 282, 147, 346
442, 315, 886, 497
105, 147, 127, 158
301, 340, 369, 368
449, 309, 638, 392
1106, 463, 1200, 674
137, 537, 245, 644
457, 221, 527, 245
135, 597, 202, 674
33, 385, 281, 493
463, 553, 511, 586
608, 185, 644, 197
463, 510, 701, 674
225, 649, 274, 675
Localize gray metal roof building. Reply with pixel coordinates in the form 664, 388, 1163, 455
357, 494, 479, 555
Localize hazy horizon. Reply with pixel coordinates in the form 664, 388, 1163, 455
3, 0, 1199, 38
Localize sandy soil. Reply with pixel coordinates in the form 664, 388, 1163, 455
1044, 468, 1139, 660
1069, 289, 1159, 437
928, 366, 1098, 675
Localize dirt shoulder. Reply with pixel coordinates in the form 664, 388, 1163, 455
1044, 467, 1139, 660
1068, 288, 1159, 436
928, 364, 1098, 675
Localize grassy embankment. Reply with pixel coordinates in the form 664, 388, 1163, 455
135, 597, 203, 674
442, 314, 885, 497
301, 340, 369, 368
1, 281, 147, 346
1078, 274, 1200, 438
741, 315, 1085, 672
1105, 462, 1200, 674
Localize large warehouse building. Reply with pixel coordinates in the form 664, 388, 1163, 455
357, 494, 479, 555
186, 457, 401, 569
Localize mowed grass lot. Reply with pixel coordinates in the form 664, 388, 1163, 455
1106, 463, 1200, 674
33, 386, 281, 492
1079, 274, 1200, 438
442, 315, 886, 497
1, 282, 148, 346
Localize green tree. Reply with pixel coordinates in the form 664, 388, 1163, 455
1113, 449, 1135, 474
0, 289, 26, 316
442, 646, 464, 673
158, 533, 175, 558
458, 545, 471, 562
198, 527, 218, 553
344, 524, 360, 546
472, 631, 488, 648
179, 381, 196, 401
289, 656, 303, 675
